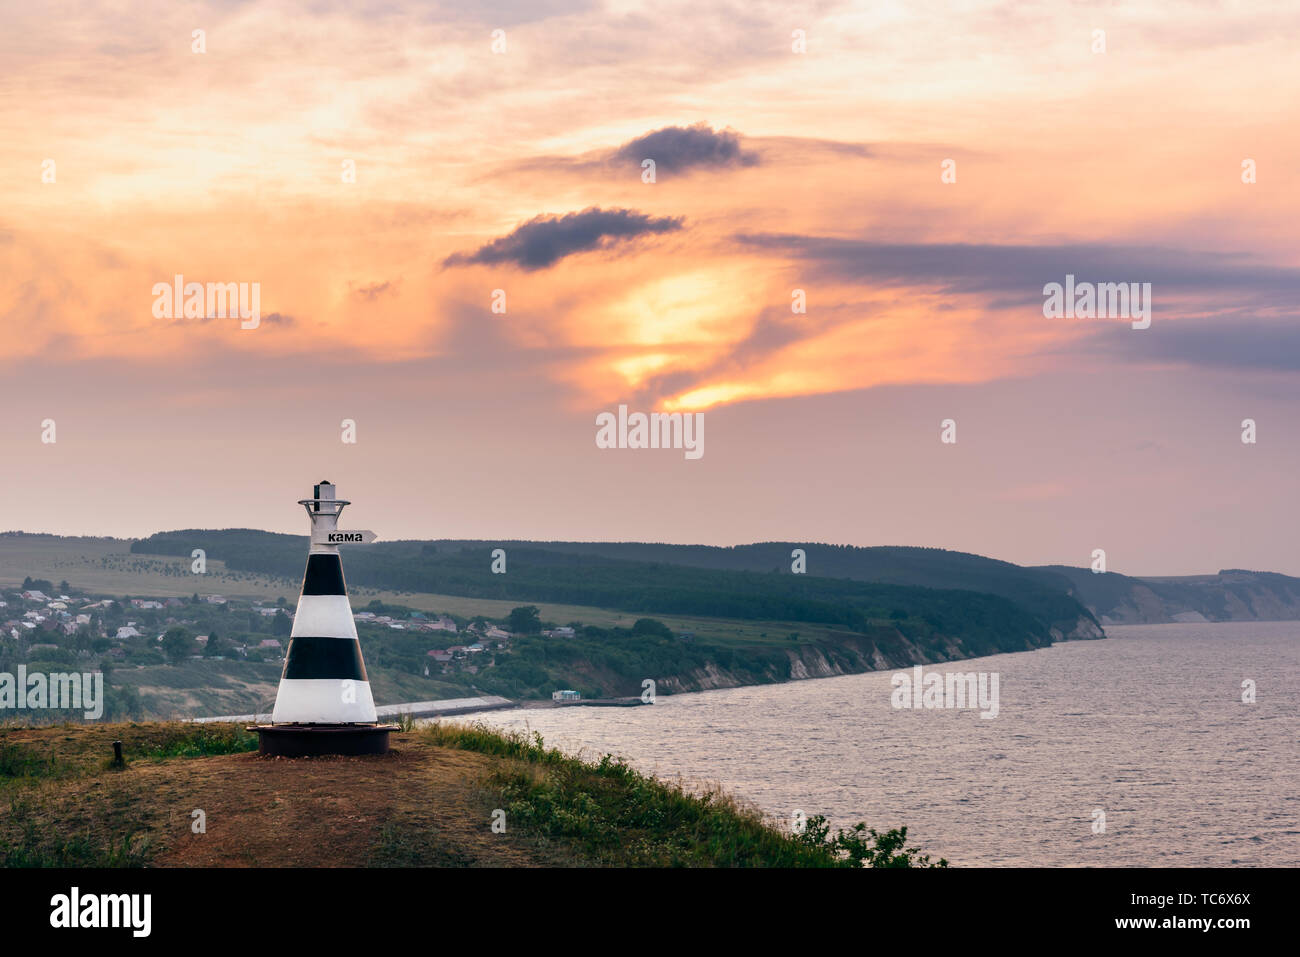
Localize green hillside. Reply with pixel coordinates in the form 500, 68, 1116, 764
130, 531, 1098, 640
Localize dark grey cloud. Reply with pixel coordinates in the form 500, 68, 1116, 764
734, 235, 1300, 301
611, 123, 759, 175
444, 206, 684, 271
492, 123, 772, 182
1075, 316, 1300, 373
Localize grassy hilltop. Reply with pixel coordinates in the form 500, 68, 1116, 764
0, 721, 946, 868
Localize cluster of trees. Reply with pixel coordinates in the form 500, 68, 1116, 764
158, 627, 242, 663
21, 576, 67, 594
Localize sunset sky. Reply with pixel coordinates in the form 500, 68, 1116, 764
2, 0, 1298, 575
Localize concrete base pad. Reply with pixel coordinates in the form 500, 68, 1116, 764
249, 724, 398, 757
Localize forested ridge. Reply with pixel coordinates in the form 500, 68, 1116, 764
131, 530, 1087, 646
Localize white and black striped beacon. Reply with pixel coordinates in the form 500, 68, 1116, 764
251, 481, 396, 756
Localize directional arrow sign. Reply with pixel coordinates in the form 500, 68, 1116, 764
323, 529, 378, 545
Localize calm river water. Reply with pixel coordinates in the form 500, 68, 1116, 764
465, 621, 1298, 865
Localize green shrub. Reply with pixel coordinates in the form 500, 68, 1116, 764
794, 814, 949, 867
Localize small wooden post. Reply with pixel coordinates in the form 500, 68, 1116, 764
112, 740, 123, 767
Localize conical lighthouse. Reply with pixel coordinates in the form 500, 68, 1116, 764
252, 481, 395, 757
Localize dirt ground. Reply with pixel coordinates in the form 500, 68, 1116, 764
3, 730, 558, 867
